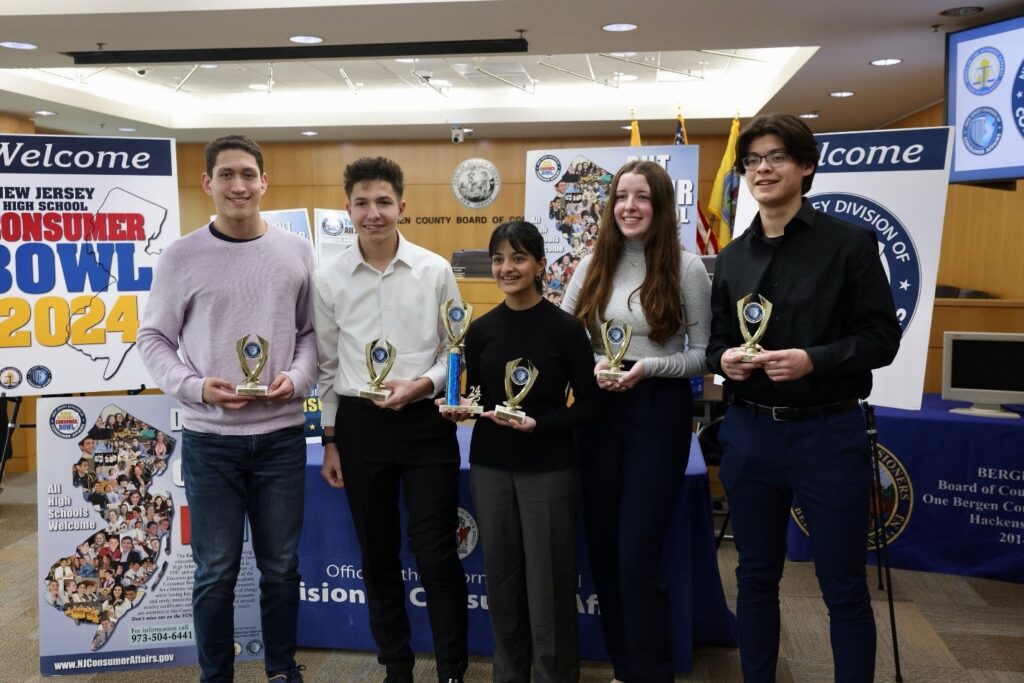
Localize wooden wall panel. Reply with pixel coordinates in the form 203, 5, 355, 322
0, 114, 34, 134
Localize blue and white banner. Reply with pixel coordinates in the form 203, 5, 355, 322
36, 395, 264, 676
0, 134, 180, 396
735, 127, 954, 410
262, 208, 311, 242
524, 146, 699, 299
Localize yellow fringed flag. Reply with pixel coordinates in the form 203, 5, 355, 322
630, 115, 642, 147
707, 116, 741, 248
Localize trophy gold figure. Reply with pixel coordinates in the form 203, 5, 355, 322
359, 339, 396, 401
439, 299, 483, 415
737, 293, 773, 362
236, 335, 270, 396
597, 320, 633, 381
494, 358, 539, 424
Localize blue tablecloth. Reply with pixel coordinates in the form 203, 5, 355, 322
787, 394, 1024, 583
297, 427, 737, 671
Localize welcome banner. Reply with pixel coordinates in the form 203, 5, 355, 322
0, 135, 179, 396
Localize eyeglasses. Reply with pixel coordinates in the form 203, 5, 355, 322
740, 150, 791, 171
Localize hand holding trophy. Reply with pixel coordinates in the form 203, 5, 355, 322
359, 339, 396, 401
236, 335, 270, 396
597, 320, 633, 381
494, 358, 539, 424
737, 293, 773, 362
439, 299, 483, 416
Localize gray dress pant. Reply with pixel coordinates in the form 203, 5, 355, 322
470, 464, 580, 683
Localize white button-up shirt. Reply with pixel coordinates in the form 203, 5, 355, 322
312, 233, 461, 426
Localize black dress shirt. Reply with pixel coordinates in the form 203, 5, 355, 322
706, 200, 901, 407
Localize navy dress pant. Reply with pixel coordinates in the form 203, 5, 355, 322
718, 404, 876, 683
576, 377, 693, 683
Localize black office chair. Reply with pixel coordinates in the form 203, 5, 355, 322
696, 416, 731, 548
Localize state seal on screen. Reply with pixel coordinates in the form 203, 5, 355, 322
1013, 59, 1024, 141
456, 507, 479, 559
452, 158, 501, 209
963, 46, 1005, 95
809, 193, 919, 334
791, 443, 913, 551
962, 107, 1003, 155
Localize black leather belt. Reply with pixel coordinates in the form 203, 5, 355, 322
728, 395, 861, 421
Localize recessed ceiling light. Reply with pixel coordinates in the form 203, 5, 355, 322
609, 51, 636, 58
462, 127, 474, 134
939, 6, 983, 17
870, 58, 902, 67
248, 83, 271, 91
300, 131, 319, 136
289, 35, 322, 44
620, 124, 633, 130
429, 79, 451, 87
395, 58, 419, 64
614, 72, 639, 82
118, 127, 136, 132
799, 112, 820, 119
33, 110, 57, 116
602, 23, 638, 32
200, 64, 218, 69
830, 90, 855, 98
0, 41, 37, 50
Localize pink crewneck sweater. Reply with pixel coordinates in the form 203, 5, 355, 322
137, 225, 317, 435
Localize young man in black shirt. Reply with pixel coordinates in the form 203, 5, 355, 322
707, 113, 901, 683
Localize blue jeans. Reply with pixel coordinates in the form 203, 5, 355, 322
719, 405, 876, 683
182, 425, 306, 682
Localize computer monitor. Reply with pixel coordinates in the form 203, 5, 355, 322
942, 331, 1024, 419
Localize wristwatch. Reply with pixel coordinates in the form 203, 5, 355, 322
321, 434, 336, 447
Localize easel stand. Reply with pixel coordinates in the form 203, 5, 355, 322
864, 402, 903, 683
0, 393, 24, 495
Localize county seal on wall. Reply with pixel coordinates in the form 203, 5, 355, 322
452, 158, 501, 209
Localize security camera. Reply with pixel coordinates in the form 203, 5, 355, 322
133, 68, 148, 77
451, 126, 465, 144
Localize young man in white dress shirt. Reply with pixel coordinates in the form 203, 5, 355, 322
313, 157, 468, 683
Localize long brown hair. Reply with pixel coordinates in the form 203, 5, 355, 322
573, 160, 682, 343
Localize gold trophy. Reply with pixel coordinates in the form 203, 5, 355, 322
737, 294, 773, 362
439, 300, 483, 415
236, 335, 270, 396
597, 320, 633, 381
494, 358, 539, 424
359, 339, 396, 401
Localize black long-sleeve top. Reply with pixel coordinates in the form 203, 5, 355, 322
706, 201, 901, 407
465, 298, 600, 471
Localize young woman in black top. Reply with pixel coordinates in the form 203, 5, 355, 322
442, 221, 598, 683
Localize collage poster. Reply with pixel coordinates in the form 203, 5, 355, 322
36, 395, 263, 675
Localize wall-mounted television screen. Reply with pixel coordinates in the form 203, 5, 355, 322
945, 14, 1024, 184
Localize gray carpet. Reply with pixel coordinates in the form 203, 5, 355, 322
2, 470, 1022, 682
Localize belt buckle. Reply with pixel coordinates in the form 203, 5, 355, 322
771, 406, 793, 422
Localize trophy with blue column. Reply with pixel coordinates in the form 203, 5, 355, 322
439, 299, 483, 415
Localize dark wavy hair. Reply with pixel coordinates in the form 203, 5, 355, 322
488, 221, 546, 293
735, 113, 820, 194
572, 160, 683, 343
204, 135, 264, 176
344, 156, 405, 199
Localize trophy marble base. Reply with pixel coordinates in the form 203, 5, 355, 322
495, 404, 527, 424
596, 369, 626, 381
236, 384, 268, 396
358, 387, 392, 401
439, 404, 483, 415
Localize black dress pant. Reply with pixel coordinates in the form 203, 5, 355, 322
336, 397, 468, 681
